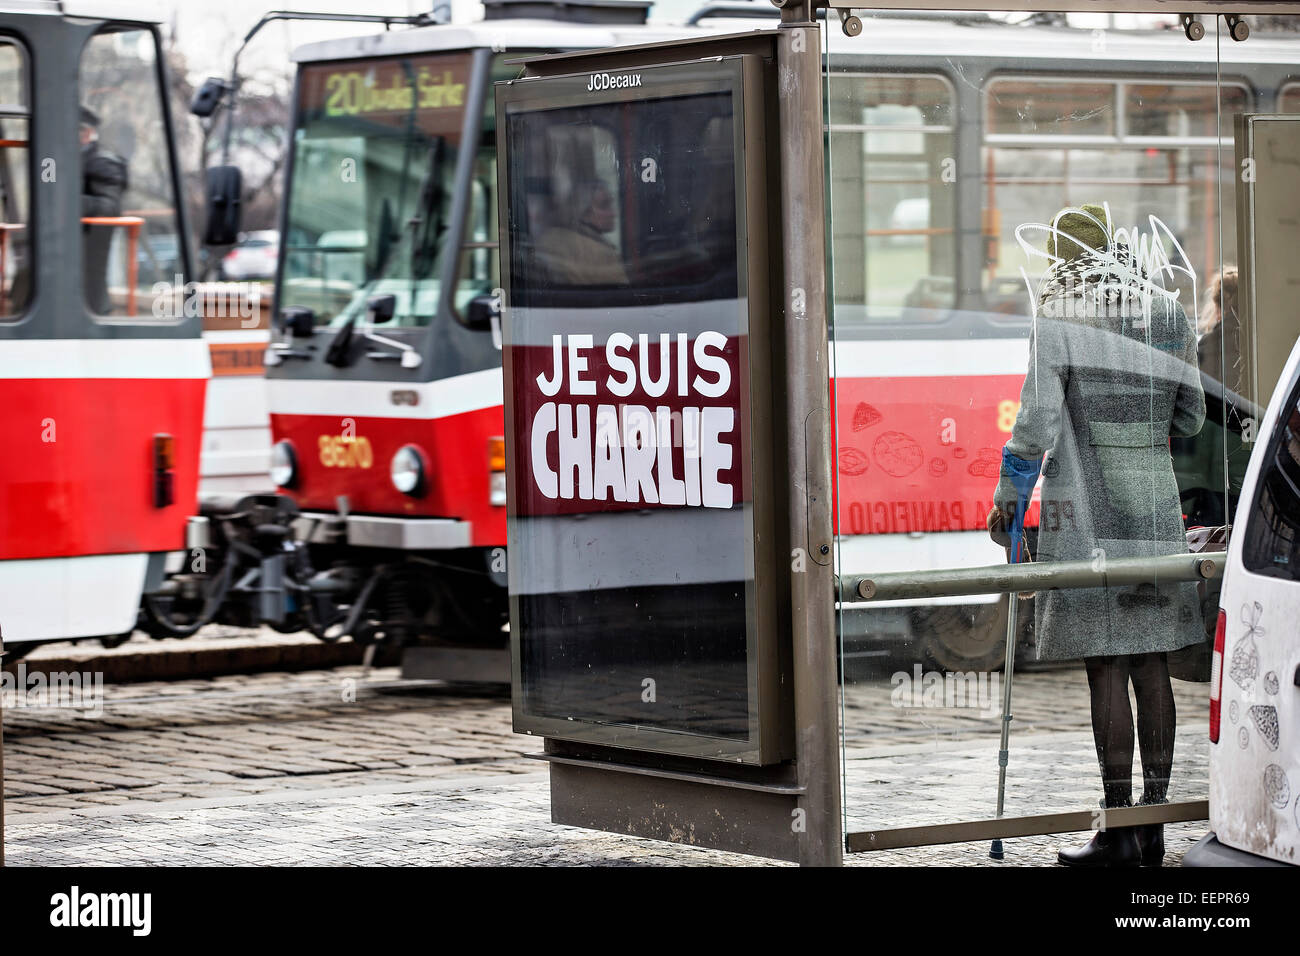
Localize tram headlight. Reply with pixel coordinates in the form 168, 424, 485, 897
391, 444, 427, 496
270, 440, 297, 488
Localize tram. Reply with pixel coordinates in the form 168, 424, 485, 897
0, 1, 206, 650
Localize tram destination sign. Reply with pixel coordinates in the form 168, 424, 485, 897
497, 55, 790, 764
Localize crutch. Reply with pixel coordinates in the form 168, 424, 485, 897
989, 449, 1042, 861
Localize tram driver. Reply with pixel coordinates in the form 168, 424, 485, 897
534, 178, 627, 287
80, 106, 128, 314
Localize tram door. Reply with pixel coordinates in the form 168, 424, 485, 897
827, 8, 1286, 857
0, 8, 203, 647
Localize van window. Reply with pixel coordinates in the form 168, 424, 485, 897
1241, 375, 1300, 581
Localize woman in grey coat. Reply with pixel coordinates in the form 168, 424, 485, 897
992, 205, 1206, 867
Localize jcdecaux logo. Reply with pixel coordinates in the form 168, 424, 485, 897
587, 71, 642, 92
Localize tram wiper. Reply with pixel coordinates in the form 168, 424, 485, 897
324, 311, 358, 367
360, 294, 422, 369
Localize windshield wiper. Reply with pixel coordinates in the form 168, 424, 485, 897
327, 294, 423, 369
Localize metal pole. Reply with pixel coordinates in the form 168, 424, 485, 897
219, 10, 442, 164
850, 550, 1222, 603
777, 7, 842, 867
989, 592, 1017, 860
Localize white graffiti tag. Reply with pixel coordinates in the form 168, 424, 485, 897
1014, 203, 1197, 331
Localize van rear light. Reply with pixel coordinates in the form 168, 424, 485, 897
489, 436, 506, 506
1209, 608, 1227, 743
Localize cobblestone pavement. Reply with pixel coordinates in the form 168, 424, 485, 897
2, 660, 1214, 866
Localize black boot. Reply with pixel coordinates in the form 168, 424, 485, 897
1058, 796, 1141, 867
1134, 794, 1167, 867
1057, 826, 1141, 867
1133, 823, 1164, 867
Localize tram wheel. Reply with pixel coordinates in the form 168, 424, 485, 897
915, 596, 1017, 673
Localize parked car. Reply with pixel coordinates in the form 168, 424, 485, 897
221, 230, 279, 281
1184, 337, 1300, 867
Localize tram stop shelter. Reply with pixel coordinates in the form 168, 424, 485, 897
498, 1, 1300, 865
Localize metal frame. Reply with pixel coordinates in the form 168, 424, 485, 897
494, 27, 843, 864
801, 0, 1262, 860
849, 801, 1210, 852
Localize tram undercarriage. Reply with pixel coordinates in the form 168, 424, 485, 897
140, 495, 508, 654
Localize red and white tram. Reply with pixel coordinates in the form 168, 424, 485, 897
0, 1, 205, 651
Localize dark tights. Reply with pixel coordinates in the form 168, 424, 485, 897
1083, 652, 1176, 808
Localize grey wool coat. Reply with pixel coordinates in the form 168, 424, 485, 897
995, 279, 1208, 661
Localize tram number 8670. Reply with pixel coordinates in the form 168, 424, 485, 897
318, 434, 374, 469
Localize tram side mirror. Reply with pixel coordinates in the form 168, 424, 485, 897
190, 77, 229, 118
366, 294, 396, 325
464, 292, 498, 332
203, 165, 243, 247
278, 306, 315, 339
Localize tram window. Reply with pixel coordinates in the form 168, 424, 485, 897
1126, 83, 1247, 138
79, 27, 183, 321
826, 72, 956, 323
1280, 83, 1300, 113
988, 79, 1117, 137
981, 78, 1249, 310
454, 151, 499, 313
0, 39, 30, 318
280, 52, 472, 329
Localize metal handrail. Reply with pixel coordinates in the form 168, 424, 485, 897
847, 550, 1222, 603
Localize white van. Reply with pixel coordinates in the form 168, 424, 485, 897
1185, 339, 1300, 867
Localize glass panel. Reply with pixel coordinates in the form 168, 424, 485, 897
829, 12, 1245, 853
280, 52, 471, 327
506, 82, 757, 751
79, 27, 183, 320
0, 37, 30, 318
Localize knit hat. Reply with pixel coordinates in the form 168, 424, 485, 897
1046, 204, 1110, 262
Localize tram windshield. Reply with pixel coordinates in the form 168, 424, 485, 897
280, 52, 471, 328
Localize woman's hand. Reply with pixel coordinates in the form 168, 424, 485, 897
987, 505, 1011, 547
